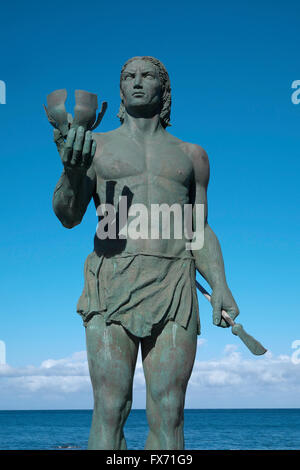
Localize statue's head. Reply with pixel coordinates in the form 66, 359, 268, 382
117, 56, 171, 128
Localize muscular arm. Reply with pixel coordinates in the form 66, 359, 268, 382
188, 144, 239, 326
53, 165, 96, 228
189, 145, 226, 287
52, 127, 97, 228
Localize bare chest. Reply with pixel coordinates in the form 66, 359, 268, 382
93, 138, 193, 187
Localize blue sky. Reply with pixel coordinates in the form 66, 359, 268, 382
0, 0, 299, 409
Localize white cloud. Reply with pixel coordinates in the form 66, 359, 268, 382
0, 345, 299, 409
189, 346, 300, 390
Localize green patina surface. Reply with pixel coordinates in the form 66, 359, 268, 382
47, 56, 240, 450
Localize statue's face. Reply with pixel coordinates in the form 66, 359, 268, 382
120, 59, 162, 115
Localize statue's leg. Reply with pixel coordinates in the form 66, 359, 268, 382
141, 315, 198, 450
85, 315, 139, 450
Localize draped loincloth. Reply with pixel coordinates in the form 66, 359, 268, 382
77, 251, 200, 338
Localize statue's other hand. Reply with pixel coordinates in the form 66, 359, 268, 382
211, 285, 240, 328
54, 126, 96, 171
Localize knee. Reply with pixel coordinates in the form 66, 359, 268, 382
147, 388, 184, 429
94, 390, 132, 427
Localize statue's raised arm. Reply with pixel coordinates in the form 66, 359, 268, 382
44, 89, 107, 228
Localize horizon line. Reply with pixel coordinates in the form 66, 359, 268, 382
0, 407, 299, 412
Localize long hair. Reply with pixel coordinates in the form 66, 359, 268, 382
117, 56, 172, 128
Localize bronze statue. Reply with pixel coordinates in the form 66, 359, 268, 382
48, 56, 241, 450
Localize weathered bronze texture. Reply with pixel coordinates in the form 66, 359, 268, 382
47, 56, 244, 450
44, 89, 107, 138
196, 280, 267, 355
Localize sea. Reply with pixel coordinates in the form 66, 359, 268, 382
0, 409, 299, 450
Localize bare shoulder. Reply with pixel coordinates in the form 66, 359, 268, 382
91, 128, 121, 161
165, 132, 208, 163
183, 141, 208, 164
169, 134, 210, 186
92, 128, 119, 146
